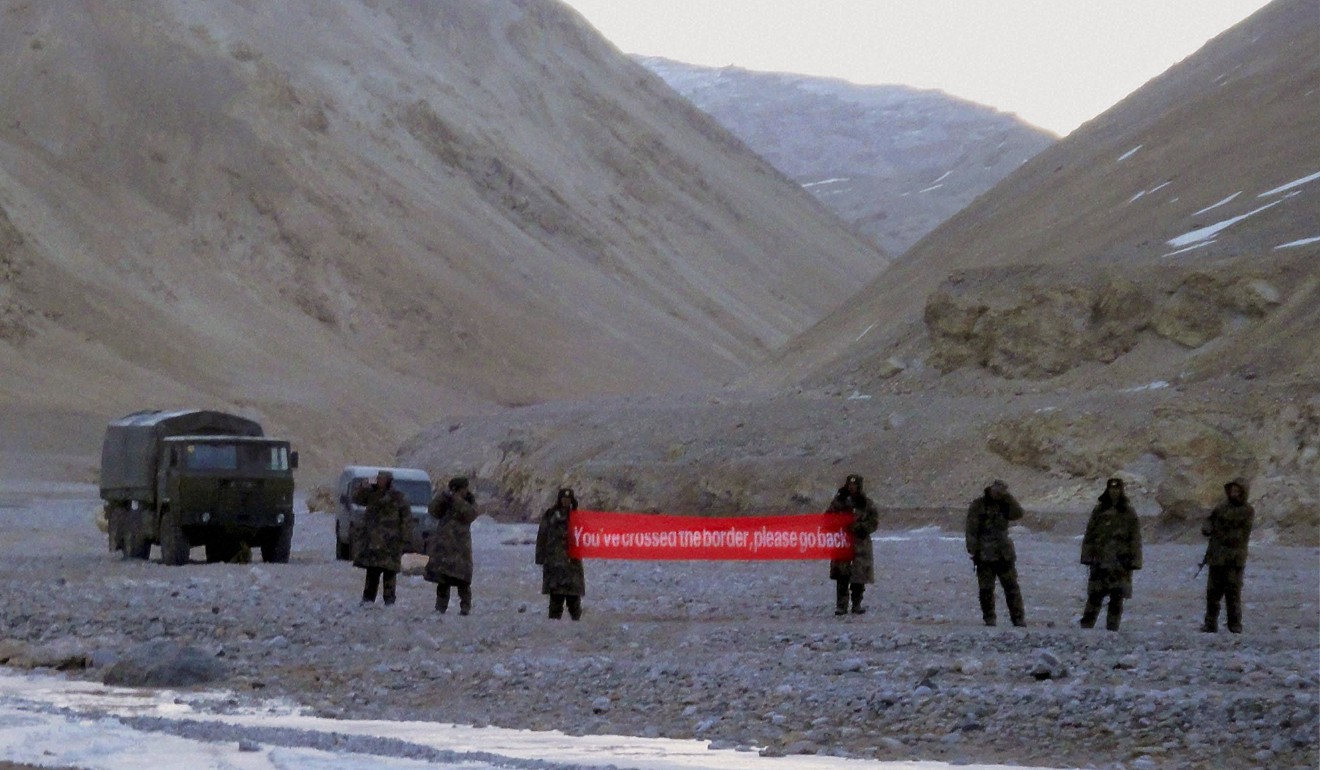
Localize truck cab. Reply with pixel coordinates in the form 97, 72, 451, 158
161, 436, 296, 552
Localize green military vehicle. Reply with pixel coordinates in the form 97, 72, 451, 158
100, 409, 298, 565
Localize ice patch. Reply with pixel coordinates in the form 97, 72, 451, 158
1258, 169, 1320, 197
1129, 181, 1172, 203
1122, 381, 1170, 393
1275, 236, 1320, 250
932, 170, 953, 184
919, 183, 944, 193
1192, 191, 1241, 216
1117, 145, 1143, 162
855, 322, 878, 342
802, 177, 851, 188
1162, 240, 1217, 258
1166, 200, 1281, 247
0, 670, 1068, 770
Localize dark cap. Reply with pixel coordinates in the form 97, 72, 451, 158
845, 474, 863, 485
1106, 477, 1125, 488
448, 476, 470, 491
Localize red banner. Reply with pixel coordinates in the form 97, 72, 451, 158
566, 510, 855, 560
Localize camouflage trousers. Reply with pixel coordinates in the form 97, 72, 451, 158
362, 567, 397, 605
834, 579, 867, 615
1081, 567, 1129, 630
434, 577, 472, 615
976, 560, 1025, 626
549, 593, 582, 620
1204, 565, 1245, 632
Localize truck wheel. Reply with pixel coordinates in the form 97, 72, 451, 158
114, 505, 151, 560
334, 522, 351, 561
105, 504, 125, 553
158, 509, 191, 566
262, 514, 294, 563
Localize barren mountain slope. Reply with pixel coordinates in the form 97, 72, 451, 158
766, 0, 1319, 385
404, 0, 1317, 539
638, 57, 1056, 255
0, 0, 884, 474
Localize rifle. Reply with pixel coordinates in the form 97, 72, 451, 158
1194, 547, 1209, 578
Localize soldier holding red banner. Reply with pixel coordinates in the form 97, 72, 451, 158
536, 487, 586, 620
827, 474, 880, 616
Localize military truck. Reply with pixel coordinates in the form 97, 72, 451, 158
100, 409, 298, 565
334, 465, 434, 560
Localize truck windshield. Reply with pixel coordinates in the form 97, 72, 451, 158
184, 444, 289, 471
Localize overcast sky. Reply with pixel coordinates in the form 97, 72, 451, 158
558, 0, 1274, 136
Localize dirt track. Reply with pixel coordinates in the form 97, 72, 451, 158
0, 485, 1315, 770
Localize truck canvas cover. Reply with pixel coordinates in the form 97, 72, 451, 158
100, 409, 264, 499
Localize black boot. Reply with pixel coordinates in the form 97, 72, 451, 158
1225, 584, 1243, 634
567, 596, 583, 621
1005, 581, 1026, 628
850, 584, 866, 615
1079, 594, 1101, 629
458, 583, 472, 616
834, 580, 849, 616
549, 594, 565, 619
362, 568, 381, 603
1105, 595, 1123, 631
435, 584, 449, 614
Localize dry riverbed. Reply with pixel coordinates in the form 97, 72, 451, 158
0, 485, 1315, 770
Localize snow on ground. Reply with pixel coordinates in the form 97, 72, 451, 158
1166, 200, 1281, 247
802, 178, 851, 189
1116, 145, 1143, 162
1274, 236, 1320, 250
1162, 240, 1217, 258
1257, 169, 1320, 197
0, 670, 1060, 770
1121, 381, 1171, 393
1192, 191, 1242, 216
1128, 181, 1172, 203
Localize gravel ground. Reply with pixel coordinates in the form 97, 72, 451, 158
0, 485, 1315, 770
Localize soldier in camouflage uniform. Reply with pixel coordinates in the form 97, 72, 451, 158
965, 479, 1027, 627
424, 477, 480, 615
535, 487, 585, 620
351, 470, 413, 606
827, 474, 880, 616
1079, 478, 1143, 631
1200, 478, 1255, 634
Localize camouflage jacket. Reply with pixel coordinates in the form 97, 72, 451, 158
827, 492, 879, 584
965, 493, 1024, 563
1202, 502, 1254, 567
424, 490, 480, 584
1081, 501, 1143, 572
351, 485, 412, 572
535, 506, 585, 596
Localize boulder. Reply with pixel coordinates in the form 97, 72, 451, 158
102, 641, 227, 687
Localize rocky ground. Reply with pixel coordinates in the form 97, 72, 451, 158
0, 485, 1315, 770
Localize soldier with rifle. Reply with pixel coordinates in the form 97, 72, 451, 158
1200, 478, 1255, 633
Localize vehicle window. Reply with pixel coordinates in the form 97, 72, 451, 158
186, 444, 238, 470
350, 478, 432, 507
262, 446, 289, 471
394, 480, 433, 507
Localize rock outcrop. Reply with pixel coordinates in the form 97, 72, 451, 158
924, 259, 1288, 379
